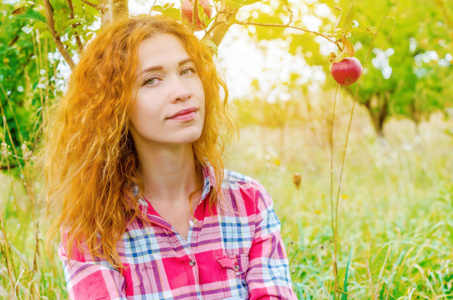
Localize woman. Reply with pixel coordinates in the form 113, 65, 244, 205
42, 14, 297, 299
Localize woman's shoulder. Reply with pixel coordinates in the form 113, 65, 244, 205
220, 169, 273, 214
222, 169, 262, 190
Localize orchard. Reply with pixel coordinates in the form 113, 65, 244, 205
0, 0, 452, 299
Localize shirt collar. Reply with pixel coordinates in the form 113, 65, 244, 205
133, 164, 217, 223
201, 163, 216, 201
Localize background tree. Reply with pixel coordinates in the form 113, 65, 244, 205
242, 0, 453, 137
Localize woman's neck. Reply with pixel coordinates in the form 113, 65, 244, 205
135, 143, 200, 205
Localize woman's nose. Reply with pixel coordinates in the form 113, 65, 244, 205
169, 75, 191, 102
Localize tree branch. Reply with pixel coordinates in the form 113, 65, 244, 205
435, 0, 453, 27
434, 0, 453, 40
284, 1, 293, 25
8, 35, 20, 47
0, 165, 18, 170
43, 0, 76, 69
234, 19, 341, 51
205, 1, 239, 48
192, 0, 198, 32
80, 0, 100, 10
100, 0, 128, 26
67, 0, 84, 52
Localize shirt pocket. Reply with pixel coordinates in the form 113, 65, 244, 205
217, 254, 249, 298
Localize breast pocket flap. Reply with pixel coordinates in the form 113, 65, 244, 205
216, 254, 249, 275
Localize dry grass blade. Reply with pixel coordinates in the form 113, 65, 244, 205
373, 245, 391, 299
365, 257, 373, 297
13, 267, 25, 300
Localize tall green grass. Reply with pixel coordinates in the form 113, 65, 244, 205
224, 104, 453, 299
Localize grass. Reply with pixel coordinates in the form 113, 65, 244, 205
223, 103, 453, 299
1, 100, 452, 299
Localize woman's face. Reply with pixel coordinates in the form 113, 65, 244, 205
129, 33, 205, 149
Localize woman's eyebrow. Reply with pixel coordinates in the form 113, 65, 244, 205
137, 58, 194, 79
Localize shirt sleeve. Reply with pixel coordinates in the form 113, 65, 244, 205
59, 231, 128, 300
246, 181, 298, 300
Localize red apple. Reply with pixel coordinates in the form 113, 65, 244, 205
181, 0, 212, 31
331, 57, 363, 86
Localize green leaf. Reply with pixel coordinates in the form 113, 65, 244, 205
152, 5, 181, 21
243, 0, 262, 5
225, 0, 247, 9
163, 2, 175, 9
202, 38, 218, 56
13, 8, 46, 23
85, 32, 95, 42
65, 18, 85, 26
202, 13, 210, 28
226, 0, 261, 7
350, 26, 375, 36
32, 21, 48, 31
197, 4, 212, 28
39, 31, 53, 40
50, 0, 69, 11
341, 247, 353, 300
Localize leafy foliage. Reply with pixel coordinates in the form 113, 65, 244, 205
0, 3, 58, 175
0, 0, 103, 175
243, 0, 453, 135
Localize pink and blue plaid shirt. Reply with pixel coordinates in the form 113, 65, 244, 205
59, 166, 297, 299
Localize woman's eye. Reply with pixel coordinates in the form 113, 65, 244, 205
181, 68, 195, 76
143, 77, 158, 86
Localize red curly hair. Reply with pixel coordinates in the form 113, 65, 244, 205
41, 14, 236, 269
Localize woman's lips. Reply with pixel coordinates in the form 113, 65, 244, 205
170, 111, 197, 121
167, 107, 198, 121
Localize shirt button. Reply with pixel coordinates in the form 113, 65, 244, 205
189, 259, 196, 266
234, 265, 240, 272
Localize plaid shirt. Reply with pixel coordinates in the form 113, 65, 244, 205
59, 166, 297, 299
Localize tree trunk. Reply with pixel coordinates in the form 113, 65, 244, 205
364, 92, 389, 138
411, 89, 424, 139
205, 1, 239, 47
100, 0, 129, 26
